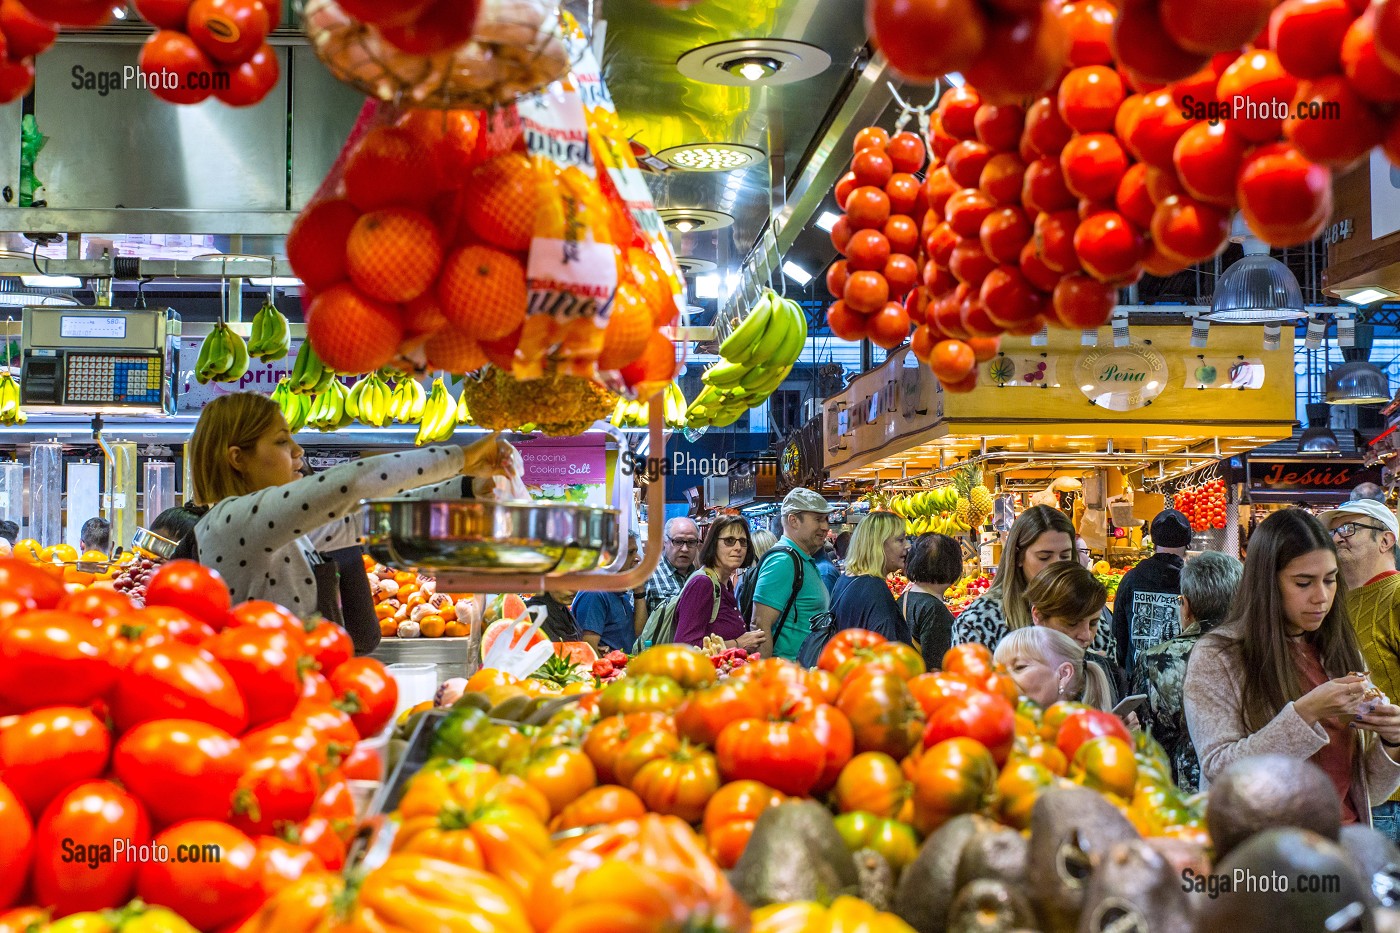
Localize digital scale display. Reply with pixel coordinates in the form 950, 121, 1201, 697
65, 354, 163, 405
60, 316, 126, 340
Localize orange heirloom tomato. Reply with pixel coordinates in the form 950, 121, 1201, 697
941, 643, 994, 680
1070, 735, 1139, 799
398, 760, 551, 824
907, 671, 982, 717
581, 712, 674, 785
515, 747, 597, 818
1039, 700, 1091, 742
232, 871, 350, 932
549, 784, 647, 833
702, 780, 786, 869
630, 742, 721, 824
805, 668, 842, 704
836, 670, 925, 760
674, 680, 768, 746
354, 854, 532, 933
716, 719, 826, 798
995, 757, 1056, 829
834, 642, 926, 684
752, 895, 913, 932
395, 802, 551, 899
984, 668, 1022, 704
611, 730, 681, 788
818, 629, 887, 672
833, 751, 911, 818
0, 909, 48, 933
910, 737, 999, 835
628, 644, 717, 690
1019, 739, 1069, 776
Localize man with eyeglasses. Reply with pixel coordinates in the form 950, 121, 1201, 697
1324, 497, 1400, 840
632, 517, 702, 636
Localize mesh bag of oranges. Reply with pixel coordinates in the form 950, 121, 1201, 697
289, 23, 683, 421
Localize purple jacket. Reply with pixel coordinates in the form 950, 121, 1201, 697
674, 571, 747, 647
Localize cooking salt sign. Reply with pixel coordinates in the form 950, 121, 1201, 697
1074, 345, 1170, 412
515, 435, 608, 507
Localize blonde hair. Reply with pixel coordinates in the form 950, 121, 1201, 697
993, 626, 1112, 711
188, 392, 286, 506
845, 511, 905, 578
988, 505, 1079, 630
750, 530, 778, 562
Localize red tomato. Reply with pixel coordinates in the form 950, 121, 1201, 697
980, 206, 1033, 265
1271, 0, 1355, 78
58, 587, 134, 621
715, 719, 825, 796
327, 658, 398, 739
112, 719, 247, 827
887, 131, 927, 174
835, 171, 858, 209
1380, 0, 1400, 69
1059, 0, 1116, 67
138, 30, 218, 105
0, 780, 31, 909
835, 671, 924, 759
939, 85, 983, 139
0, 706, 111, 818
847, 228, 891, 272
1115, 163, 1157, 229
144, 560, 231, 629
1053, 273, 1117, 328
866, 0, 989, 83
0, 0, 56, 57
111, 642, 248, 736
1055, 707, 1133, 760
886, 172, 922, 215
215, 41, 279, 106
1022, 96, 1073, 158
1019, 239, 1065, 293
962, 6, 1067, 105
374, 0, 481, 56
208, 627, 303, 728
253, 836, 325, 901
0, 558, 64, 617
289, 815, 346, 870
928, 338, 977, 384
827, 300, 870, 341
922, 691, 1016, 765
910, 736, 998, 834
334, 0, 431, 26
974, 103, 1026, 152
1173, 121, 1248, 205
854, 126, 892, 153
304, 620, 352, 676
136, 821, 261, 930
852, 146, 894, 188
946, 139, 993, 189
301, 669, 335, 704
1060, 133, 1128, 203
942, 643, 994, 680
980, 266, 1043, 328
14, 0, 110, 26
979, 153, 1027, 206
1073, 211, 1144, 283
132, 0, 191, 27
1236, 142, 1333, 246
1034, 209, 1080, 274
1113, 0, 1211, 83
1151, 195, 1231, 264
231, 748, 324, 836
1217, 51, 1300, 142
846, 185, 893, 230
1023, 156, 1075, 214
339, 740, 384, 781
224, 599, 303, 640
187, 0, 270, 64
33, 780, 150, 916
1159, 0, 1276, 54
845, 270, 890, 313
868, 302, 913, 350
1285, 76, 1385, 166
1058, 66, 1124, 134
0, 610, 116, 709
884, 214, 921, 257
885, 252, 921, 296
923, 166, 961, 219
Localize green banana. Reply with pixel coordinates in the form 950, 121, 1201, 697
194, 330, 215, 385
718, 290, 774, 364
220, 324, 250, 383
773, 298, 808, 366
702, 359, 747, 388
748, 291, 793, 363
249, 299, 291, 363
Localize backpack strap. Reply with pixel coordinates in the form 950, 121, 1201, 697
704, 569, 722, 628
769, 546, 806, 649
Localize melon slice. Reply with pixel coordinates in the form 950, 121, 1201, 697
483, 593, 529, 624
554, 641, 599, 665
481, 617, 550, 661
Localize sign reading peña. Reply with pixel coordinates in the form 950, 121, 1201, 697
1074, 344, 1170, 412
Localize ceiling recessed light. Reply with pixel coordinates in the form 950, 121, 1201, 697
656, 208, 735, 232
677, 39, 832, 87
656, 143, 765, 172
675, 257, 717, 276
815, 211, 841, 232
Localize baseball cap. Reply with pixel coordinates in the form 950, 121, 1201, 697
1321, 499, 1399, 537
1151, 509, 1193, 549
781, 487, 833, 516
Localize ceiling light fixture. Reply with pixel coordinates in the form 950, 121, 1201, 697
783, 261, 813, 286
1207, 220, 1306, 322
677, 39, 832, 88
656, 144, 765, 172
725, 56, 782, 82
1298, 402, 1341, 455
655, 208, 735, 232
249, 277, 303, 287
21, 275, 82, 288
1337, 286, 1399, 306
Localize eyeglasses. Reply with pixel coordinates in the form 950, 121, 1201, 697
1330, 522, 1389, 540
718, 536, 749, 548
666, 537, 701, 548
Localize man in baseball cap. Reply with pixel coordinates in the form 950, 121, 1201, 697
1112, 508, 1193, 678
746, 488, 834, 663
1324, 495, 1400, 838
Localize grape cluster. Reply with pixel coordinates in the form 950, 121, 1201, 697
112, 556, 159, 605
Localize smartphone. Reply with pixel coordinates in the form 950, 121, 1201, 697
1113, 694, 1148, 719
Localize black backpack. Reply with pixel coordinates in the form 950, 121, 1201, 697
739, 545, 806, 648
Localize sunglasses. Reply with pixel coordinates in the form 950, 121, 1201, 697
718, 536, 749, 548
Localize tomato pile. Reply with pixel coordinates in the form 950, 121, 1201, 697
1174, 478, 1228, 531
848, 0, 1400, 392
0, 558, 398, 928
130, 0, 280, 107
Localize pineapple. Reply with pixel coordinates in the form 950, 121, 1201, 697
952, 464, 974, 526
954, 462, 994, 523
530, 653, 589, 689
954, 495, 973, 526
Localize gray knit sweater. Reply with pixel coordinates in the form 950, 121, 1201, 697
1183, 621, 1400, 823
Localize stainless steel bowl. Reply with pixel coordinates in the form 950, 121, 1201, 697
362, 499, 621, 575
132, 527, 178, 561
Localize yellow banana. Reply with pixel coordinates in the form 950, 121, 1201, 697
718, 290, 774, 364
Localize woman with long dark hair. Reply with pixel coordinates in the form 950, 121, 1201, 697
1184, 509, 1400, 823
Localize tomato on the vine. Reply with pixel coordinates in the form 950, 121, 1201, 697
327, 657, 398, 739
231, 747, 325, 836
138, 30, 218, 105
132, 0, 192, 29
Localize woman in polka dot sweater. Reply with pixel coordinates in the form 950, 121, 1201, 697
186, 392, 518, 651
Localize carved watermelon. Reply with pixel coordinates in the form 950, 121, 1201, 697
554, 641, 599, 665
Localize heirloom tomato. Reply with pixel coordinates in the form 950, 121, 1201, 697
716, 719, 825, 797
818, 628, 888, 672
832, 751, 910, 818
701, 780, 786, 869
1055, 707, 1132, 760
941, 642, 995, 680
910, 737, 998, 834
353, 855, 532, 933
111, 643, 247, 736
629, 643, 717, 689
548, 784, 647, 833
922, 690, 1016, 765
1070, 735, 1139, 798
253, 835, 325, 900
836, 670, 925, 759
996, 757, 1056, 829
0, 611, 116, 709
674, 680, 767, 746
832, 811, 920, 870
581, 712, 674, 784
629, 742, 721, 824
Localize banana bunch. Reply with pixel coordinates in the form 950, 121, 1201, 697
247, 299, 291, 363
287, 341, 336, 395
687, 289, 807, 429
389, 376, 427, 425
0, 372, 26, 425
888, 488, 975, 536
194, 322, 250, 385
415, 378, 459, 446
611, 381, 688, 428
271, 377, 311, 433
347, 372, 392, 428
456, 386, 473, 426
306, 379, 352, 431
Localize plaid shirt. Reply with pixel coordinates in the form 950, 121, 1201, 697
642, 560, 692, 616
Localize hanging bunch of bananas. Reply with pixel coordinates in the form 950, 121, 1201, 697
0, 372, 26, 425
195, 322, 250, 385
687, 288, 807, 429
414, 378, 460, 446
388, 374, 427, 425
287, 341, 336, 395
347, 372, 392, 428
456, 383, 473, 427
271, 377, 311, 433
611, 381, 686, 428
306, 379, 352, 431
247, 299, 291, 363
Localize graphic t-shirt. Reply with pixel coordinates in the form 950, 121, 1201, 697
1111, 553, 1185, 677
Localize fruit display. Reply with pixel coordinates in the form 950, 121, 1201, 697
1175, 478, 1228, 531
880, 464, 994, 535
244, 299, 291, 364
687, 288, 810, 430
132, 0, 280, 107
0, 371, 28, 426
887, 569, 909, 599
945, 572, 993, 616
192, 322, 249, 385
0, 556, 398, 926
611, 380, 687, 428
111, 554, 160, 604
366, 556, 473, 639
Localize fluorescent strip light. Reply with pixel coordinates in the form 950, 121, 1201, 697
815, 211, 840, 232
694, 275, 720, 299
945, 73, 965, 87
1340, 287, 1396, 306
22, 275, 82, 288
783, 261, 813, 286
249, 277, 303, 287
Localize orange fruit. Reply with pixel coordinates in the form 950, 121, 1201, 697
618, 330, 678, 387
286, 197, 359, 291
463, 153, 538, 252
480, 326, 522, 370
597, 282, 653, 371
345, 208, 443, 303
396, 108, 481, 178
343, 126, 440, 211
402, 292, 448, 337
627, 247, 676, 326
437, 245, 528, 340
306, 283, 404, 374
13, 539, 40, 562
424, 328, 487, 373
